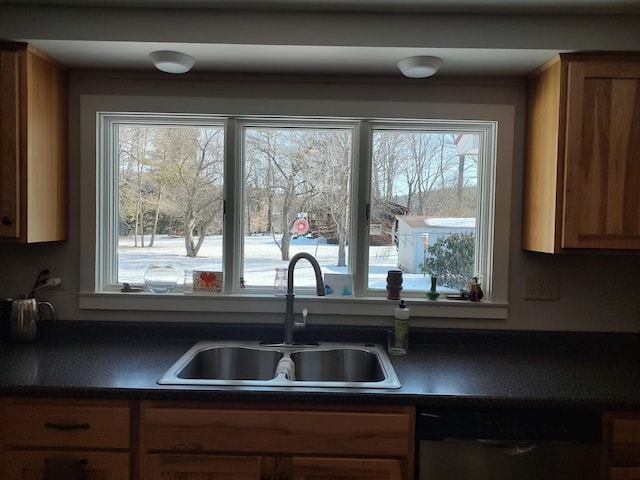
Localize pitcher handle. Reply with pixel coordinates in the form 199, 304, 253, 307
37, 301, 56, 323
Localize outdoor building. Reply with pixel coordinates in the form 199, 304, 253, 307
395, 216, 475, 274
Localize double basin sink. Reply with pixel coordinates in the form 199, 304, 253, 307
158, 341, 401, 389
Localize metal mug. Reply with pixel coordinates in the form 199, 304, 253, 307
10, 298, 56, 342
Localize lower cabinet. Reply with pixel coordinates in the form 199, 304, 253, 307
144, 453, 402, 480
286, 456, 404, 480
604, 413, 640, 480
143, 453, 273, 480
139, 401, 414, 480
610, 468, 640, 480
0, 397, 132, 480
6, 451, 130, 480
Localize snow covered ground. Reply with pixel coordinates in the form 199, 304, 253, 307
118, 234, 432, 292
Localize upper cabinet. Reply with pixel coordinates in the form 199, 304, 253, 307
0, 42, 68, 243
523, 53, 640, 253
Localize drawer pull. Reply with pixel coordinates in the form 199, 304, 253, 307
45, 422, 90, 431
1, 216, 12, 226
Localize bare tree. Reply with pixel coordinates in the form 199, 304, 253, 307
119, 126, 153, 247
118, 125, 224, 257
168, 127, 224, 257
306, 130, 351, 266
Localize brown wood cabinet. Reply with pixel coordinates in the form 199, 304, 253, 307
523, 52, 640, 253
0, 397, 132, 480
610, 469, 640, 480
140, 401, 414, 480
604, 413, 640, 480
143, 454, 403, 480
0, 42, 68, 243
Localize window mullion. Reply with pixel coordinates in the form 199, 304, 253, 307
224, 118, 241, 294
351, 121, 372, 297
99, 115, 119, 291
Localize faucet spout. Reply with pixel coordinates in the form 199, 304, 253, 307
284, 252, 326, 345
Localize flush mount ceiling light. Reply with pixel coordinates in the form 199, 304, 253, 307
397, 56, 443, 78
149, 50, 196, 74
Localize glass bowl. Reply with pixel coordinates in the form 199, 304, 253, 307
144, 265, 178, 293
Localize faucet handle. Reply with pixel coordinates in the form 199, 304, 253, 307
294, 308, 308, 331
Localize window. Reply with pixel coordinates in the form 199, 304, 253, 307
242, 123, 354, 290
368, 126, 490, 295
82, 97, 512, 319
117, 122, 225, 285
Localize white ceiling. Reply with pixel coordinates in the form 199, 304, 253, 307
25, 41, 566, 77
2, 0, 640, 77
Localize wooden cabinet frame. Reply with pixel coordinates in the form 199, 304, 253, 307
0, 397, 132, 480
0, 42, 68, 243
139, 401, 414, 480
603, 412, 640, 480
523, 52, 640, 253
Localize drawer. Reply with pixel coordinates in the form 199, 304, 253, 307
3, 399, 130, 449
141, 402, 412, 456
611, 417, 640, 465
6, 451, 130, 480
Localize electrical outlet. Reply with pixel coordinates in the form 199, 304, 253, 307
524, 277, 559, 300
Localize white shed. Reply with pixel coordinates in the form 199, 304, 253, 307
395, 216, 476, 274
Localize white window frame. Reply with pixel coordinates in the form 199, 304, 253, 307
236, 118, 360, 295
95, 113, 227, 293
362, 121, 496, 298
79, 95, 513, 321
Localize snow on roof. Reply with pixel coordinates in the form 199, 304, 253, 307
397, 215, 475, 229
455, 133, 479, 156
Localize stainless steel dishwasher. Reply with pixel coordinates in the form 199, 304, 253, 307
417, 407, 602, 480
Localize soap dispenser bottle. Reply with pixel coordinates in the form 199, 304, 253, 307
391, 299, 409, 356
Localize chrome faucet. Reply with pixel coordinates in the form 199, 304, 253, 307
284, 252, 326, 345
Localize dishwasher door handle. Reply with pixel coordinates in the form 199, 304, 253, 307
476, 439, 538, 455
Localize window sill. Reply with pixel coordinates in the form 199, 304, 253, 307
79, 291, 508, 320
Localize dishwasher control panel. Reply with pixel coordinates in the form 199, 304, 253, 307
417, 408, 602, 443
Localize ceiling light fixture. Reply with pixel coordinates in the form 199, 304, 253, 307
149, 50, 196, 74
397, 56, 443, 78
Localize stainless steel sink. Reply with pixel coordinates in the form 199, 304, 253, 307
291, 348, 385, 382
158, 341, 401, 389
176, 346, 283, 381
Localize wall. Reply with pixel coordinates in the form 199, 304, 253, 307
1, 70, 639, 332
1, 6, 639, 332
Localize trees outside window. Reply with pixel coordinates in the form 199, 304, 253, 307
243, 126, 352, 288
103, 114, 492, 297
368, 129, 478, 291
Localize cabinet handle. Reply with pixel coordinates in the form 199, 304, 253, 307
1, 216, 12, 226
45, 422, 90, 431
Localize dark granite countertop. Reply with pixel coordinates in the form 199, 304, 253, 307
0, 322, 638, 411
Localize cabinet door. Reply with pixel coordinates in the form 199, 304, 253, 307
284, 457, 404, 480
0, 43, 67, 243
611, 468, 640, 480
0, 49, 21, 239
610, 417, 640, 465
141, 404, 412, 457
23, 46, 68, 242
563, 59, 640, 249
143, 453, 274, 480
6, 451, 129, 480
